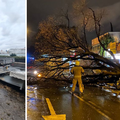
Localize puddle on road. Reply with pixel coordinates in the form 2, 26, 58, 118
102, 88, 111, 92
27, 85, 47, 106
101, 86, 120, 102
117, 95, 120, 99
27, 85, 50, 120
112, 93, 117, 96
59, 86, 70, 92
28, 97, 42, 102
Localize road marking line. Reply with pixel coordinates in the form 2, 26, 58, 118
42, 98, 66, 120
72, 93, 112, 120
88, 101, 110, 115
46, 98, 56, 115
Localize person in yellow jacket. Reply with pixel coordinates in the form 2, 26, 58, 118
70, 61, 84, 95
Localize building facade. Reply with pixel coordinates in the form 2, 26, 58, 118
7, 48, 25, 56
0, 57, 15, 64
92, 32, 120, 60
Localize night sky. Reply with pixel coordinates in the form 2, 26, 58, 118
27, 0, 120, 46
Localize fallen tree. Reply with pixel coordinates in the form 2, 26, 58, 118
34, 0, 120, 84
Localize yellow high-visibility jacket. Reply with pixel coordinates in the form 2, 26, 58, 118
71, 66, 84, 78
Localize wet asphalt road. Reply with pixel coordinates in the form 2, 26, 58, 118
27, 81, 120, 120
0, 82, 25, 120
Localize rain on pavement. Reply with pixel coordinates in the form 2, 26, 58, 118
27, 81, 120, 120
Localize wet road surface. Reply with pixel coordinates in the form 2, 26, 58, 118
0, 81, 25, 120
27, 81, 120, 120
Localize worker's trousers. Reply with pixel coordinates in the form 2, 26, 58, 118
72, 76, 84, 93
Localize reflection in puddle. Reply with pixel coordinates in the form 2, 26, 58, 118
112, 93, 116, 96
117, 95, 120, 99
27, 85, 41, 111
59, 86, 69, 92
28, 97, 41, 102
102, 88, 111, 92
96, 96, 105, 105
34, 87, 37, 90
102, 87, 120, 100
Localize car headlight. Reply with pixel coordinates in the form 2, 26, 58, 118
37, 74, 41, 77
34, 70, 38, 74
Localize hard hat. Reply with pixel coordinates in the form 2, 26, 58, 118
75, 61, 80, 66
